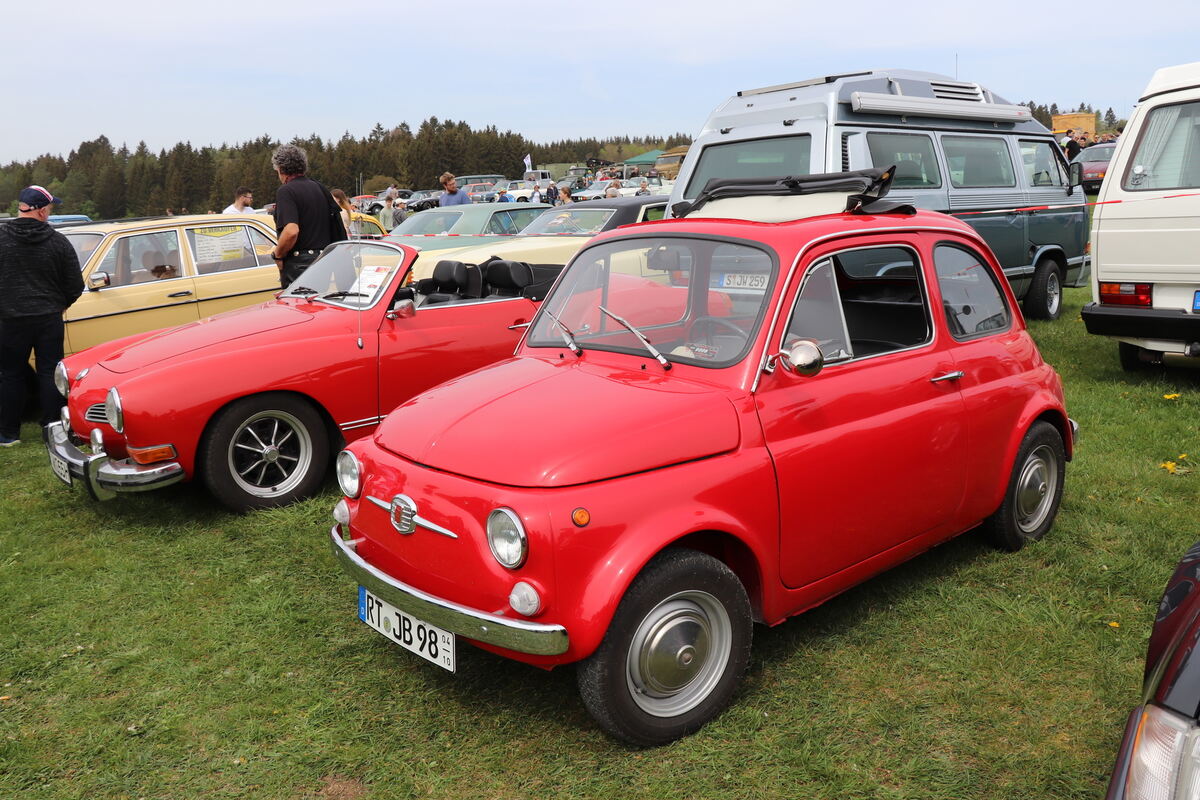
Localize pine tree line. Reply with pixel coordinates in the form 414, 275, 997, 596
0, 120, 691, 218
1020, 101, 1125, 132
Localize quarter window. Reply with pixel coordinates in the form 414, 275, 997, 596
941, 136, 1017, 188
784, 246, 931, 361
1123, 101, 1200, 190
96, 230, 183, 287
934, 245, 1010, 338
1019, 141, 1066, 187
867, 133, 941, 188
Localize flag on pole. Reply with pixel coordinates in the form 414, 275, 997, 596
523, 154, 533, 173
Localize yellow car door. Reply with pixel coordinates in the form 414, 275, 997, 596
184, 222, 282, 318
64, 228, 201, 356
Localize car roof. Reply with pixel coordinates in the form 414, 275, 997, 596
57, 214, 269, 235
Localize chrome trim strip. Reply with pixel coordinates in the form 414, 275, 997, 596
365, 495, 459, 538
339, 416, 383, 431
329, 526, 568, 655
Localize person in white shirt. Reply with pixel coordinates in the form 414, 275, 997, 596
222, 186, 255, 214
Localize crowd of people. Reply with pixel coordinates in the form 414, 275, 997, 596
1060, 128, 1120, 160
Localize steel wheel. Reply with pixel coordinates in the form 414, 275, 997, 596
625, 590, 732, 718
1013, 443, 1059, 534
227, 409, 313, 497
982, 421, 1066, 551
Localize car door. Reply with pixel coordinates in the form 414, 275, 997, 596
185, 222, 280, 319
65, 228, 200, 355
376, 296, 537, 418
754, 237, 968, 589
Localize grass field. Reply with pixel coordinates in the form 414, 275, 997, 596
2, 285, 1198, 799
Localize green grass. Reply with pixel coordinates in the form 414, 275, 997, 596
2, 286, 1198, 799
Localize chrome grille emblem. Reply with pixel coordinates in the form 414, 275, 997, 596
389, 494, 418, 534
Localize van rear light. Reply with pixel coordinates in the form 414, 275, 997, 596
1099, 282, 1152, 306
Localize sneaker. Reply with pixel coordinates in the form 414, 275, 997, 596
0, 437, 19, 447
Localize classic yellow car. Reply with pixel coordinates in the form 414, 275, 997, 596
60, 215, 281, 356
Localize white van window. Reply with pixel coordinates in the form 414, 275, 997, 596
941, 136, 1017, 188
867, 133, 941, 188
683, 135, 812, 198
1123, 101, 1200, 191
1019, 141, 1066, 187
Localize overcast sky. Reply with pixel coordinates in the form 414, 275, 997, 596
3, 1, 1196, 164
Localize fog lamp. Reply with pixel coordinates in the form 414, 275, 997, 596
508, 581, 542, 616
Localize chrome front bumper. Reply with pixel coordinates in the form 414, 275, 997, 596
44, 421, 186, 501
328, 526, 570, 656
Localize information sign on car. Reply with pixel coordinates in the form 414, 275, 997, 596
359, 586, 455, 671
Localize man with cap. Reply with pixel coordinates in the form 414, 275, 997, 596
0, 186, 84, 446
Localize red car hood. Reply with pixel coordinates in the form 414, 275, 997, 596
375, 357, 740, 487
100, 302, 312, 374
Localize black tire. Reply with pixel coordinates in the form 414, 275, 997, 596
516, 197, 529, 202
1118, 341, 1158, 372
198, 393, 329, 512
576, 548, 752, 747
1023, 258, 1063, 321
982, 421, 1065, 551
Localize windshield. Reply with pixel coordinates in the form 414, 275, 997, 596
63, 233, 104, 265
281, 242, 407, 308
585, 181, 614, 191
528, 236, 777, 368
521, 208, 616, 235
390, 211, 463, 235
684, 135, 813, 199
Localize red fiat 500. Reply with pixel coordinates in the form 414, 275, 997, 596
45, 240, 556, 512
329, 172, 1077, 745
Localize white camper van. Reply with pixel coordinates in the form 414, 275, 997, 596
1081, 61, 1200, 370
668, 69, 1089, 320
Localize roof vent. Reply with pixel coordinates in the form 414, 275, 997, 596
929, 80, 985, 103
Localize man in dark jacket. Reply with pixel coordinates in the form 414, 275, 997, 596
269, 144, 344, 288
0, 186, 84, 445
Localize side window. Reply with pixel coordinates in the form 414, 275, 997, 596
508, 208, 543, 230
97, 230, 183, 287
486, 212, 518, 235
784, 247, 931, 362
934, 245, 1010, 338
1123, 101, 1200, 190
247, 227, 276, 266
186, 225, 258, 275
1019, 141, 1066, 187
867, 132, 941, 188
941, 136, 1017, 188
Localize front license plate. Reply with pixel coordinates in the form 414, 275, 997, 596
1193, 290, 1200, 312
358, 586, 455, 672
48, 450, 72, 486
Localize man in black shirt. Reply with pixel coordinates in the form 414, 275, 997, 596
0, 186, 84, 446
269, 144, 344, 288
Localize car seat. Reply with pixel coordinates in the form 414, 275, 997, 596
484, 260, 533, 297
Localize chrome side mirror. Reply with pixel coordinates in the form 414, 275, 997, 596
386, 299, 416, 320
777, 339, 824, 377
87, 271, 111, 290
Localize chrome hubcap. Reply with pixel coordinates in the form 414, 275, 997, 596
1015, 444, 1058, 533
227, 410, 313, 497
626, 590, 731, 717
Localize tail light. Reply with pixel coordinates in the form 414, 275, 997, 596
1099, 282, 1152, 306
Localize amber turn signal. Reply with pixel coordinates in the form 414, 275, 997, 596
571, 508, 590, 527
127, 444, 178, 465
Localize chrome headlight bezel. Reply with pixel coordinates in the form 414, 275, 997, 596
104, 387, 124, 433
336, 450, 361, 499
487, 507, 527, 569
54, 361, 69, 398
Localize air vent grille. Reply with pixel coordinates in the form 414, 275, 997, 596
85, 404, 107, 424
930, 80, 984, 103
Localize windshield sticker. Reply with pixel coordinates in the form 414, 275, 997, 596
348, 265, 393, 296
682, 343, 721, 360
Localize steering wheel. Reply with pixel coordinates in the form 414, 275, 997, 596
688, 316, 746, 343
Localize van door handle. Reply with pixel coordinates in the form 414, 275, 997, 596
167, 290, 193, 298
930, 370, 964, 383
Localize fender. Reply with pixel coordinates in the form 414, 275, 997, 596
977, 390, 1073, 519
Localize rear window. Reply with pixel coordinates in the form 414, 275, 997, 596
684, 135, 812, 198
1123, 101, 1200, 190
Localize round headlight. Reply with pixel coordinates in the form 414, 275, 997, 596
487, 508, 527, 569
54, 361, 69, 398
336, 450, 361, 498
104, 387, 124, 433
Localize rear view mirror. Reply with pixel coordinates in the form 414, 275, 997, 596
647, 246, 681, 271
87, 271, 111, 290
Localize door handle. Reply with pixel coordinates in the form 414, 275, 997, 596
167, 290, 193, 298
507, 321, 531, 330
930, 370, 964, 383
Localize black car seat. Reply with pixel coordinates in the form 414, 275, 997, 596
484, 260, 533, 297
420, 260, 466, 305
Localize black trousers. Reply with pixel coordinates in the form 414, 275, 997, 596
280, 253, 319, 288
0, 313, 65, 438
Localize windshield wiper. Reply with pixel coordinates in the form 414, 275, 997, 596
287, 286, 318, 296
598, 305, 671, 370
542, 309, 582, 356
321, 290, 368, 301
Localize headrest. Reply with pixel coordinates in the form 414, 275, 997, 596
432, 260, 465, 290
485, 259, 533, 290
142, 250, 164, 269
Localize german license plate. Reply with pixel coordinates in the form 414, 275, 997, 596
49, 450, 72, 486
358, 586, 455, 672
713, 272, 767, 290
